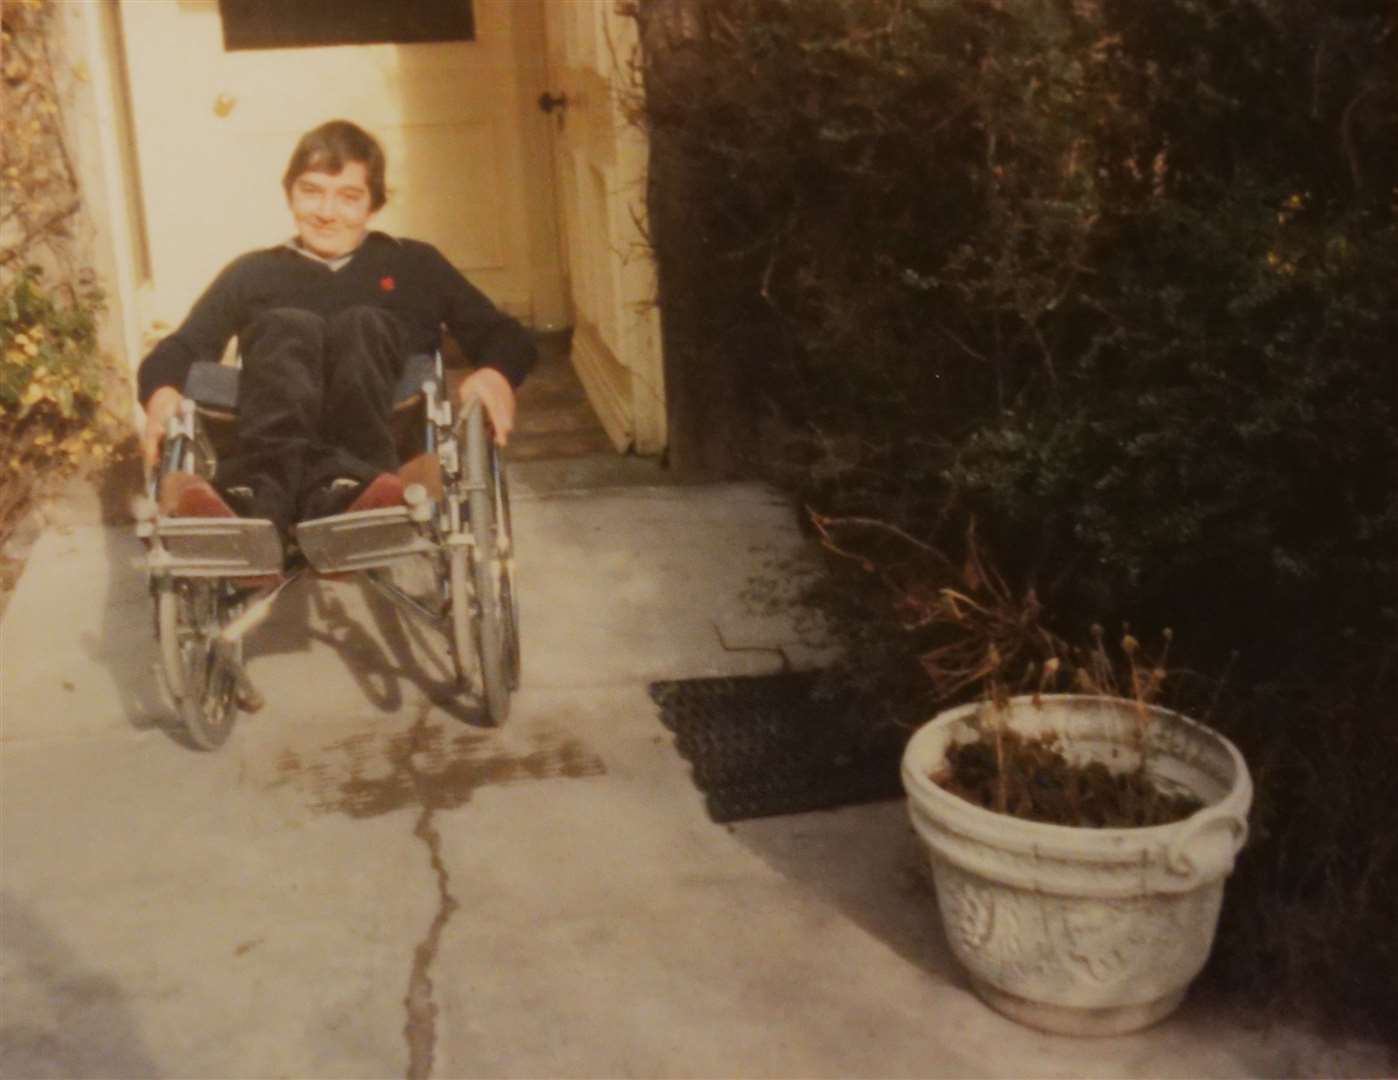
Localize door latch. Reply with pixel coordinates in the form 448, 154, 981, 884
537, 92, 569, 115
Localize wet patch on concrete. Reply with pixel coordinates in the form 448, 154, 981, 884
266, 719, 606, 819
259, 710, 606, 1077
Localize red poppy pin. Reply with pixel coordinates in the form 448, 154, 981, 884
379, 275, 396, 292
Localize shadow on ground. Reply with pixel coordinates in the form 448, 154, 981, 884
0, 893, 159, 1079
727, 798, 965, 983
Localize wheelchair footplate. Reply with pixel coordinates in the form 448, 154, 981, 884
145, 516, 284, 578
294, 506, 435, 575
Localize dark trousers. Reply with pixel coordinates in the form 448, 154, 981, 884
215, 306, 405, 530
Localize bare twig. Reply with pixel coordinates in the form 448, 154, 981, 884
808, 510, 950, 562
0, 198, 80, 267
937, 324, 991, 365
1340, 84, 1383, 192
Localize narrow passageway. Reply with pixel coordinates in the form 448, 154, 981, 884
510, 331, 616, 462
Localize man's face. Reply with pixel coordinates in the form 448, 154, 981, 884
288, 161, 377, 259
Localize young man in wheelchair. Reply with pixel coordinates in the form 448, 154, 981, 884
138, 119, 535, 543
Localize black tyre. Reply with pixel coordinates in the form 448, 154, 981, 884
490, 442, 522, 690
464, 403, 510, 725
447, 543, 477, 689
158, 578, 242, 750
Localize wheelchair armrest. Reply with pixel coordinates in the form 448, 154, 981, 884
394, 353, 438, 405
183, 361, 240, 411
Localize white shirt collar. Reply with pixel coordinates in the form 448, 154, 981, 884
283, 237, 358, 271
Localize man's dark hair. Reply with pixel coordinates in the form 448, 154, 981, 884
282, 120, 387, 210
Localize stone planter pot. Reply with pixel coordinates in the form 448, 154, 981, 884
901, 694, 1252, 1036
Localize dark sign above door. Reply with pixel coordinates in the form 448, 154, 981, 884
219, 0, 474, 51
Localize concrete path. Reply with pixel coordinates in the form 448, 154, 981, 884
0, 458, 1387, 1079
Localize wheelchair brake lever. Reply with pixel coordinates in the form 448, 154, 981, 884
160, 401, 198, 475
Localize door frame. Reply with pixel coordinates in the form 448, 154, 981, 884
540, 2, 667, 456
65, 1, 148, 406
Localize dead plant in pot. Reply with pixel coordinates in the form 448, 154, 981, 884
814, 513, 1254, 1036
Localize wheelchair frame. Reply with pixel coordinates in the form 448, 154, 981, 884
136, 354, 521, 749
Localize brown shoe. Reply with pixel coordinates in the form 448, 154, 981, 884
397, 453, 443, 500
160, 474, 236, 518
305, 473, 407, 583
346, 473, 406, 513
158, 474, 283, 590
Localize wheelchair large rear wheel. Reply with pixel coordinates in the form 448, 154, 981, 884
490, 442, 522, 691
157, 578, 243, 750
458, 407, 513, 725
447, 543, 478, 689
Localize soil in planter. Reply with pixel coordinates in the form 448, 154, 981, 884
936, 730, 1203, 827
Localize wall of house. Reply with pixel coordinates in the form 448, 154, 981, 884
54, 1, 146, 402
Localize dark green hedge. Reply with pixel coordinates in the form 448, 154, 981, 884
639, 0, 1398, 1042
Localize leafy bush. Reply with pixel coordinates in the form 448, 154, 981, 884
0, 266, 108, 528
637, 0, 1398, 1042
950, 188, 1398, 650
1, 0, 122, 544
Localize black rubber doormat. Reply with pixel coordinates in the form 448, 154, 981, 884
648, 672, 908, 823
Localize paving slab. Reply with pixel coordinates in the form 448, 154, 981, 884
1, 473, 1390, 1078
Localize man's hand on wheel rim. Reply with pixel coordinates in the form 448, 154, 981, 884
456, 367, 516, 447
142, 386, 184, 467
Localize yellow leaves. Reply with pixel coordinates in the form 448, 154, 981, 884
14, 332, 41, 358
1151, 147, 1168, 198
1088, 32, 1124, 64
1275, 191, 1309, 226
7, 332, 41, 359
1265, 250, 1297, 277
16, 365, 69, 414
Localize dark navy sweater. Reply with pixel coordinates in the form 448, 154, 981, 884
137, 232, 536, 405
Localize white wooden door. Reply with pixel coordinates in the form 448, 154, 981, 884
120, 0, 543, 346
543, 1, 666, 454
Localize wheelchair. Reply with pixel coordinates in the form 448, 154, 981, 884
136, 354, 521, 750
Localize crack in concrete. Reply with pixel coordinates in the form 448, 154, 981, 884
258, 707, 605, 1078
399, 704, 460, 1080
